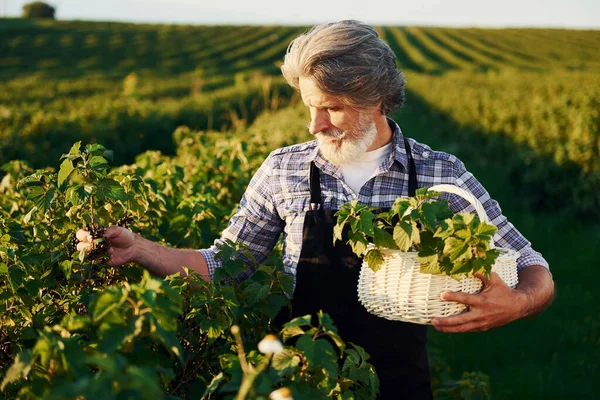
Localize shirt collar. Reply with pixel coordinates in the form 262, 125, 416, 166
387, 117, 409, 171
308, 117, 409, 175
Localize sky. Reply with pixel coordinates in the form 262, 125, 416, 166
2, 0, 600, 29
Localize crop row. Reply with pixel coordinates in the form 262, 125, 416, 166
403, 70, 600, 217
2, 20, 599, 82
0, 75, 297, 168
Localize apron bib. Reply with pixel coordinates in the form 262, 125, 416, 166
278, 139, 432, 399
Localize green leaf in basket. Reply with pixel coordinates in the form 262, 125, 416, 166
411, 220, 421, 245
474, 243, 488, 259
373, 227, 397, 249
393, 221, 413, 251
348, 231, 368, 257
459, 212, 476, 226
391, 198, 411, 218
417, 247, 441, 275
364, 249, 384, 272
434, 218, 454, 240
333, 223, 344, 245
451, 258, 483, 276
475, 221, 497, 239
485, 249, 500, 265
444, 237, 472, 263
418, 202, 441, 232
358, 209, 375, 237
438, 256, 453, 275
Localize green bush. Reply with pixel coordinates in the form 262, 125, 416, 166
22, 2, 56, 19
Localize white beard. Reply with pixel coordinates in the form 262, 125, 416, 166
315, 118, 377, 166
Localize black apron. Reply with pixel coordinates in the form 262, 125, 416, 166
278, 139, 433, 399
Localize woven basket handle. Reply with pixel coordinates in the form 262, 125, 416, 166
427, 184, 497, 248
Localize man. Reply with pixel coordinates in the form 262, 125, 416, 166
105, 20, 555, 399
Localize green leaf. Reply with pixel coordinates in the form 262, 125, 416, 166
393, 221, 413, 251
454, 227, 472, 240
23, 206, 38, 224
61, 313, 89, 331
86, 144, 113, 161
57, 159, 75, 189
68, 141, 82, 157
202, 372, 225, 397
364, 249, 384, 272
411, 220, 421, 245
434, 218, 454, 240
96, 178, 127, 202
418, 202, 439, 232
417, 247, 441, 275
459, 212, 476, 226
318, 311, 345, 353
272, 349, 302, 375
281, 315, 312, 342
255, 293, 288, 318
154, 321, 184, 362
391, 198, 411, 217
476, 222, 497, 237
347, 231, 368, 257
444, 237, 472, 263
65, 184, 89, 206
296, 334, 336, 369
89, 155, 109, 171
332, 223, 344, 244
1, 350, 33, 391
451, 258, 485, 276
92, 290, 127, 323
373, 227, 397, 249
358, 210, 375, 237
27, 186, 56, 214
244, 282, 270, 305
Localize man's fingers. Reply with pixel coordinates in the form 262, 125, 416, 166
432, 320, 487, 333
440, 290, 478, 306
104, 225, 123, 239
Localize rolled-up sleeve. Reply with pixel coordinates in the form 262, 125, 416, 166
199, 153, 285, 279
448, 158, 550, 273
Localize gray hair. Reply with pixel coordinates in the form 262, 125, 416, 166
281, 20, 405, 114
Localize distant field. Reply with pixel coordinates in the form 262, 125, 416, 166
1, 18, 599, 399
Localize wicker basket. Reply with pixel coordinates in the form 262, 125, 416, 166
357, 184, 520, 325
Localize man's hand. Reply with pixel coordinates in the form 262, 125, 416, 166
104, 226, 138, 267
431, 266, 555, 333
431, 272, 526, 333
103, 225, 211, 280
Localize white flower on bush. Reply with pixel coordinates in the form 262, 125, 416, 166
76, 229, 91, 242
75, 229, 94, 253
269, 387, 293, 400
76, 242, 92, 252
257, 334, 283, 354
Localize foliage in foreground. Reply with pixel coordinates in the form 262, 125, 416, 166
1, 138, 491, 398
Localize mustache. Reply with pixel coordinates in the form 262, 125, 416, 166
308, 125, 345, 139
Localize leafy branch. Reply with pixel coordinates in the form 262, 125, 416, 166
334, 188, 500, 279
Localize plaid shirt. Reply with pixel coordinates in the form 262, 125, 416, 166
200, 118, 549, 285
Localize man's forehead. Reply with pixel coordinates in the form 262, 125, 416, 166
299, 77, 343, 106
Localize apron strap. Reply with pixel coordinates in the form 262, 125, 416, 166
404, 137, 417, 197
309, 161, 322, 210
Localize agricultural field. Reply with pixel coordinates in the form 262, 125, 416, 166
1, 18, 599, 399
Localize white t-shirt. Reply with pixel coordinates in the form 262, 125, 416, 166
340, 143, 392, 194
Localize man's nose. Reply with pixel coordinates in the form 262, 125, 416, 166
308, 110, 330, 135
